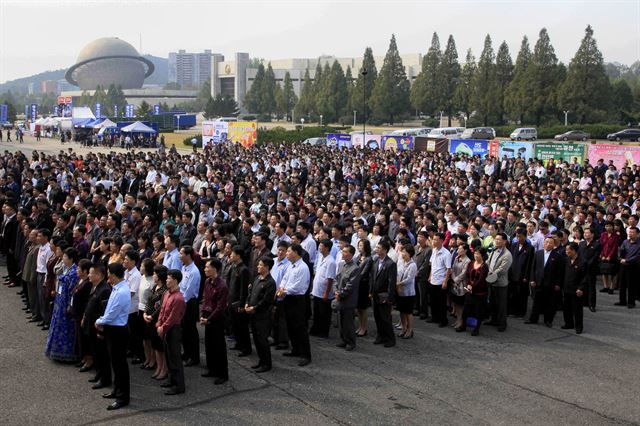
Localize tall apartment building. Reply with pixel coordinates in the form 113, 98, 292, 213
168, 49, 214, 89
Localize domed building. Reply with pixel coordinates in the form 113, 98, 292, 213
65, 37, 155, 90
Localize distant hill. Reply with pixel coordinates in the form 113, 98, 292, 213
0, 54, 168, 94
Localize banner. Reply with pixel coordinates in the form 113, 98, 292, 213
588, 144, 640, 169
0, 104, 7, 122
351, 133, 382, 149
326, 133, 352, 149
125, 104, 135, 118
534, 143, 586, 165
153, 104, 160, 115
57, 96, 72, 105
30, 104, 38, 121
498, 141, 534, 160
95, 103, 101, 118
25, 105, 29, 120
381, 135, 414, 151
228, 121, 257, 147
450, 139, 489, 157
113, 104, 118, 118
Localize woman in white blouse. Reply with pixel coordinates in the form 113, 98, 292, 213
396, 244, 417, 339
450, 243, 471, 330
367, 223, 383, 252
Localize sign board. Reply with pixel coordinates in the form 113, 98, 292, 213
498, 141, 534, 160
57, 96, 73, 105
227, 121, 257, 147
381, 136, 414, 151
153, 104, 160, 115
588, 144, 640, 169
534, 143, 586, 165
326, 133, 352, 149
0, 104, 7, 123
450, 139, 490, 157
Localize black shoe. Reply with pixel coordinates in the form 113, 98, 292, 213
214, 377, 228, 385
237, 352, 252, 358
79, 365, 93, 373
628, 304, 636, 309
383, 342, 396, 348
589, 307, 596, 312
164, 387, 184, 395
438, 323, 447, 328
608, 289, 614, 295
373, 339, 383, 345
576, 328, 583, 334
41, 325, 49, 331
131, 357, 143, 365
497, 326, 506, 332
250, 363, 262, 369
160, 382, 173, 388
74, 361, 84, 368
92, 382, 108, 390
524, 320, 537, 324
28, 317, 41, 323
419, 314, 428, 320
599, 288, 609, 293
455, 327, 466, 332
184, 359, 200, 367
561, 324, 573, 330
36, 321, 45, 326
21, 306, 29, 311
282, 352, 300, 357
201, 371, 216, 377
102, 392, 117, 399
471, 329, 479, 336
544, 322, 553, 328
88, 376, 100, 383
255, 365, 271, 373
229, 346, 242, 351
106, 401, 128, 410
335, 342, 347, 348
275, 344, 289, 350
297, 358, 311, 367
614, 302, 626, 306
485, 321, 499, 326
345, 345, 355, 352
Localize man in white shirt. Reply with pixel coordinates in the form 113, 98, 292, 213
123, 250, 143, 364
298, 222, 316, 267
429, 233, 452, 327
310, 240, 337, 338
270, 241, 291, 350
35, 229, 54, 328
271, 221, 292, 256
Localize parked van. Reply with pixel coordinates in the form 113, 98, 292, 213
427, 127, 464, 139
461, 127, 496, 140
510, 127, 537, 141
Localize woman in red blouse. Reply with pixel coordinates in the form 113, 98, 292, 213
457, 248, 489, 336
599, 221, 620, 294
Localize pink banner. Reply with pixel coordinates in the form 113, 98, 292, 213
588, 144, 640, 169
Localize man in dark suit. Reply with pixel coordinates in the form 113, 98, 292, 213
578, 226, 601, 312
562, 242, 587, 334
83, 263, 112, 389
245, 257, 276, 372
526, 237, 565, 327
334, 245, 361, 351
369, 240, 397, 348
414, 230, 432, 319
508, 229, 535, 318
227, 246, 252, 356
2, 203, 20, 287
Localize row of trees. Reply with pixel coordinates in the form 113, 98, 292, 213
242, 26, 639, 126
76, 84, 127, 117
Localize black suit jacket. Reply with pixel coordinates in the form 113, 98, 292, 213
563, 257, 586, 293
578, 239, 601, 275
3, 216, 18, 255
509, 242, 535, 283
246, 275, 276, 319
369, 256, 397, 303
83, 281, 112, 335
530, 250, 564, 289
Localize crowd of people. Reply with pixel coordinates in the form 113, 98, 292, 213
0, 141, 638, 411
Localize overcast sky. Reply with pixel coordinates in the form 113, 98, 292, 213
0, 0, 639, 84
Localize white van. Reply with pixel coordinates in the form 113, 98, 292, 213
427, 127, 464, 139
510, 127, 537, 141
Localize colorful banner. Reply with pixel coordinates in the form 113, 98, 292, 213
326, 133, 352, 149
450, 139, 489, 157
381, 135, 414, 151
0, 104, 7, 122
588, 144, 640, 169
153, 104, 160, 115
351, 133, 382, 149
95, 103, 101, 118
498, 141, 534, 160
202, 121, 230, 147
534, 143, 586, 165
113, 104, 118, 118
228, 121, 257, 147
30, 104, 38, 121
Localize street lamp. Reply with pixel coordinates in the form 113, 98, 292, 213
563, 110, 570, 127
320, 114, 323, 127
463, 115, 468, 128
353, 110, 357, 127
300, 118, 304, 130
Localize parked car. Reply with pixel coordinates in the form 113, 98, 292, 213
427, 127, 464, 139
510, 127, 537, 141
606, 128, 640, 142
461, 127, 496, 140
554, 130, 590, 141
385, 128, 432, 137
302, 137, 326, 146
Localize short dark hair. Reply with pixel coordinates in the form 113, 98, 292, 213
63, 247, 79, 264
125, 250, 140, 264
108, 262, 125, 279
290, 243, 304, 257
78, 258, 92, 273
259, 257, 274, 269
90, 262, 106, 278
168, 269, 182, 282
207, 258, 222, 271
180, 245, 194, 258
153, 265, 168, 283
141, 258, 155, 276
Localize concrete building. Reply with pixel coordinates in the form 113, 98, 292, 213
59, 88, 198, 108
210, 53, 423, 112
41, 80, 58, 94
168, 50, 215, 89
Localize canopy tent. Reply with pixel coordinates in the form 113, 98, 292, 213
121, 121, 157, 134
94, 118, 117, 129
71, 107, 95, 125
73, 118, 95, 128
42, 117, 58, 127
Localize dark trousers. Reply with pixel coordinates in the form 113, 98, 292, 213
7, 252, 18, 282
428, 284, 447, 325
529, 286, 558, 324
619, 264, 639, 305
271, 301, 289, 345
164, 325, 185, 392
104, 325, 129, 403
37, 273, 50, 324
338, 308, 356, 347
182, 298, 200, 362
310, 296, 332, 337
283, 295, 311, 359
417, 279, 430, 317
128, 312, 144, 359
231, 309, 251, 354
489, 285, 508, 328
372, 298, 395, 344
562, 292, 584, 330
508, 280, 529, 317
93, 333, 112, 385
251, 315, 272, 367
586, 273, 597, 309
28, 278, 39, 317
204, 318, 228, 379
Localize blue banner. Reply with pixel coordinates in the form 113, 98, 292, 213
30, 104, 38, 121
498, 141, 534, 160
25, 105, 29, 120
153, 104, 160, 115
450, 139, 489, 157
326, 133, 351, 148
0, 104, 7, 122
113, 104, 118, 117
95, 103, 101, 118
381, 136, 414, 151
125, 104, 134, 118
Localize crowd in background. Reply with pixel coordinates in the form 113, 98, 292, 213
0, 141, 639, 410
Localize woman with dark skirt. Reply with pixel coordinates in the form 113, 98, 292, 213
450, 243, 471, 330
356, 239, 373, 337
599, 221, 619, 294
395, 244, 417, 339
458, 248, 489, 336
143, 264, 168, 380
71, 259, 94, 370
139, 258, 156, 371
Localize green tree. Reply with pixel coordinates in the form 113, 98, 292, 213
276, 72, 298, 121
559, 25, 611, 124
92, 85, 107, 115
351, 47, 377, 123
527, 28, 561, 126
204, 94, 239, 119
244, 63, 265, 113
495, 41, 514, 124
136, 100, 152, 118
472, 35, 499, 126
611, 79, 634, 123
437, 34, 460, 126
454, 49, 476, 123
370, 34, 410, 124
260, 63, 277, 116
0, 91, 17, 122
505, 36, 532, 124
411, 32, 442, 117
77, 90, 92, 107
315, 60, 348, 123
294, 69, 314, 121
344, 66, 354, 114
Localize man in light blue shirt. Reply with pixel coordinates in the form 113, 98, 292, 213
163, 234, 183, 270
95, 263, 131, 410
178, 245, 201, 366
270, 240, 291, 349
428, 233, 452, 327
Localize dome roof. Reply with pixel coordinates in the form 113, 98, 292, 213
76, 37, 140, 63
